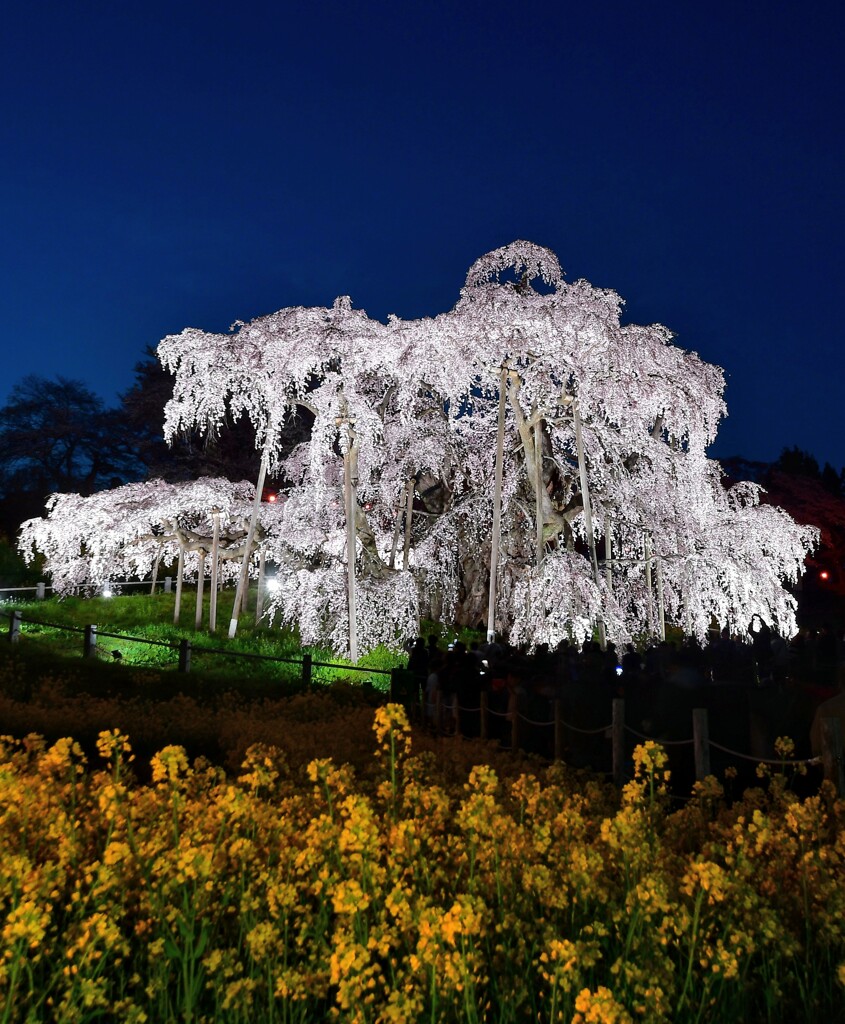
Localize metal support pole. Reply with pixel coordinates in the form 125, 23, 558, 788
486, 365, 507, 643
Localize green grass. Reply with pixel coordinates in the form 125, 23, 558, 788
0, 589, 405, 698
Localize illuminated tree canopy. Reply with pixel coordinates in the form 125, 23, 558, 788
22, 242, 817, 652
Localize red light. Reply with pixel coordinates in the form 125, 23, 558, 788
819, 570, 829, 580
266, 493, 277, 503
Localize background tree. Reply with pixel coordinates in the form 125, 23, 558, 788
0, 376, 137, 534
120, 347, 310, 486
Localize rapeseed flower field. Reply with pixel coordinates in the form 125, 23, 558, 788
0, 704, 843, 1022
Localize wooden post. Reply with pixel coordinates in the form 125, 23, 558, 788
9, 610, 21, 643
164, 576, 172, 594
195, 550, 206, 630
554, 698, 563, 761
36, 582, 46, 600
173, 547, 184, 625
402, 476, 414, 571
84, 624, 98, 659
301, 652, 313, 687
229, 451, 268, 638
612, 698, 625, 787
209, 510, 220, 632
178, 638, 191, 673
480, 690, 489, 741
486, 365, 508, 642
821, 717, 845, 796
693, 708, 711, 780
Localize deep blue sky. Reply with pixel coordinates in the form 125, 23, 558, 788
2, 0, 843, 470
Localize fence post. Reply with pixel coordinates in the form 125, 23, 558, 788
164, 577, 172, 594
821, 717, 845, 796
510, 691, 520, 752
83, 624, 98, 658
178, 639, 191, 673
612, 698, 625, 788
480, 691, 489, 741
36, 582, 45, 600
9, 610, 21, 643
693, 708, 711, 781
302, 653, 312, 687
554, 698, 563, 761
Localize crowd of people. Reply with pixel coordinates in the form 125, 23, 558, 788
403, 620, 845, 770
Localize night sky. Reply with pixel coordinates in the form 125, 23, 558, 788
2, 1, 843, 470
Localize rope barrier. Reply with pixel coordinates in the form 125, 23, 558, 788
564, 722, 612, 736
708, 740, 823, 767
625, 725, 694, 746
517, 712, 554, 727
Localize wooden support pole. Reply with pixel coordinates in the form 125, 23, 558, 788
255, 548, 267, 624
605, 516, 612, 589
573, 400, 605, 648
402, 476, 414, 571
693, 708, 711, 780
655, 555, 666, 641
195, 550, 206, 631
209, 510, 220, 632
342, 416, 358, 664
486, 364, 508, 642
229, 451, 268, 639
173, 547, 184, 625
534, 418, 544, 568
